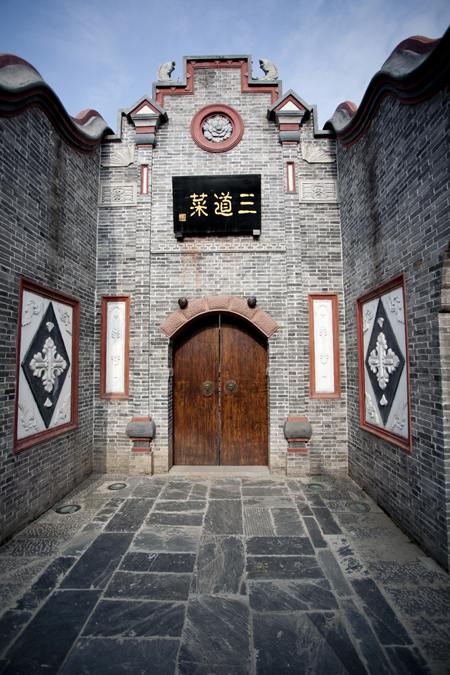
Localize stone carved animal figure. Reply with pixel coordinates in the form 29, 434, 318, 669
258, 59, 278, 80
157, 61, 179, 82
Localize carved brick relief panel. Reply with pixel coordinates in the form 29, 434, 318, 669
309, 294, 341, 398
98, 183, 137, 207
15, 279, 79, 452
299, 180, 339, 203
357, 275, 411, 451
100, 296, 130, 399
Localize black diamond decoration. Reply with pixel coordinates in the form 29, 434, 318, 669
365, 299, 405, 426
22, 303, 70, 428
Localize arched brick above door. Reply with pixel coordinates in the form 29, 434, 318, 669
158, 295, 279, 338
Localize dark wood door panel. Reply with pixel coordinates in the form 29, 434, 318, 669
173, 314, 268, 466
220, 318, 268, 465
173, 317, 219, 465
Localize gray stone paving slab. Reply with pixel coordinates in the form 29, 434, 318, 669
147, 511, 205, 526
243, 507, 275, 536
248, 579, 338, 612
192, 535, 246, 595
132, 525, 202, 552
60, 637, 179, 675
253, 610, 365, 674
0, 472, 449, 674
2, 589, 101, 674
82, 599, 186, 637
204, 499, 243, 534
178, 596, 251, 674
247, 555, 324, 580
246, 535, 314, 556
153, 500, 207, 512
105, 570, 192, 601
271, 507, 305, 536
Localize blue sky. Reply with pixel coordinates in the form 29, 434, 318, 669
1, 0, 449, 130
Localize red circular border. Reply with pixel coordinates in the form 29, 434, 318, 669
190, 104, 244, 153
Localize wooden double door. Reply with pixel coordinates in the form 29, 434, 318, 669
173, 315, 268, 465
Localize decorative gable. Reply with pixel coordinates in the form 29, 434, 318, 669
127, 96, 168, 146
267, 90, 312, 145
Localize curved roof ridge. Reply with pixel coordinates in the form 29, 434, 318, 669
0, 54, 112, 152
325, 27, 449, 147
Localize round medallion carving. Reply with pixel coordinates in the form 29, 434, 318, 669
202, 115, 233, 143
191, 104, 244, 153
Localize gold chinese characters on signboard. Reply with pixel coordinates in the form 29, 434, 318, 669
173, 175, 261, 238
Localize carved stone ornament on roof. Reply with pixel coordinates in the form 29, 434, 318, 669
157, 60, 179, 82
257, 59, 278, 80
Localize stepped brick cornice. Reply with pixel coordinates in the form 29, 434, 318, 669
153, 55, 281, 107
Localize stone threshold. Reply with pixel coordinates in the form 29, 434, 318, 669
169, 465, 271, 477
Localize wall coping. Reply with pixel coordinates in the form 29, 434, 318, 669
325, 29, 449, 147
0, 54, 112, 152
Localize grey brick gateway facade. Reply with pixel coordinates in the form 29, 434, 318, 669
1, 31, 449, 570
95, 58, 345, 477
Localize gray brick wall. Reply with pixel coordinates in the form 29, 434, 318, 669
0, 108, 99, 543
337, 85, 450, 570
96, 65, 347, 475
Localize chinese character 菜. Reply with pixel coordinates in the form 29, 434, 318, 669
190, 193, 208, 217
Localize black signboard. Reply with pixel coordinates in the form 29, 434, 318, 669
173, 174, 261, 238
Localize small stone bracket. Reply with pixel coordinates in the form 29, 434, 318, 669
126, 417, 156, 452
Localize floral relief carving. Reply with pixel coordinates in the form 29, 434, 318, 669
367, 332, 400, 390
365, 392, 379, 424
58, 307, 72, 335
22, 299, 43, 326
56, 394, 71, 422
363, 308, 373, 333
29, 337, 68, 394
18, 402, 39, 432
202, 115, 233, 143
387, 294, 405, 323
391, 401, 407, 431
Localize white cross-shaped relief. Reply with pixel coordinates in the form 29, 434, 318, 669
29, 337, 67, 393
368, 332, 400, 390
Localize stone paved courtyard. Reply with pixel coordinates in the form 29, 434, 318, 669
0, 470, 449, 674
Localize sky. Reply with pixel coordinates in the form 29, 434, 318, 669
1, 0, 449, 131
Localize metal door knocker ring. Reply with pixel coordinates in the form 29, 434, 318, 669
225, 380, 237, 394
202, 381, 214, 397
